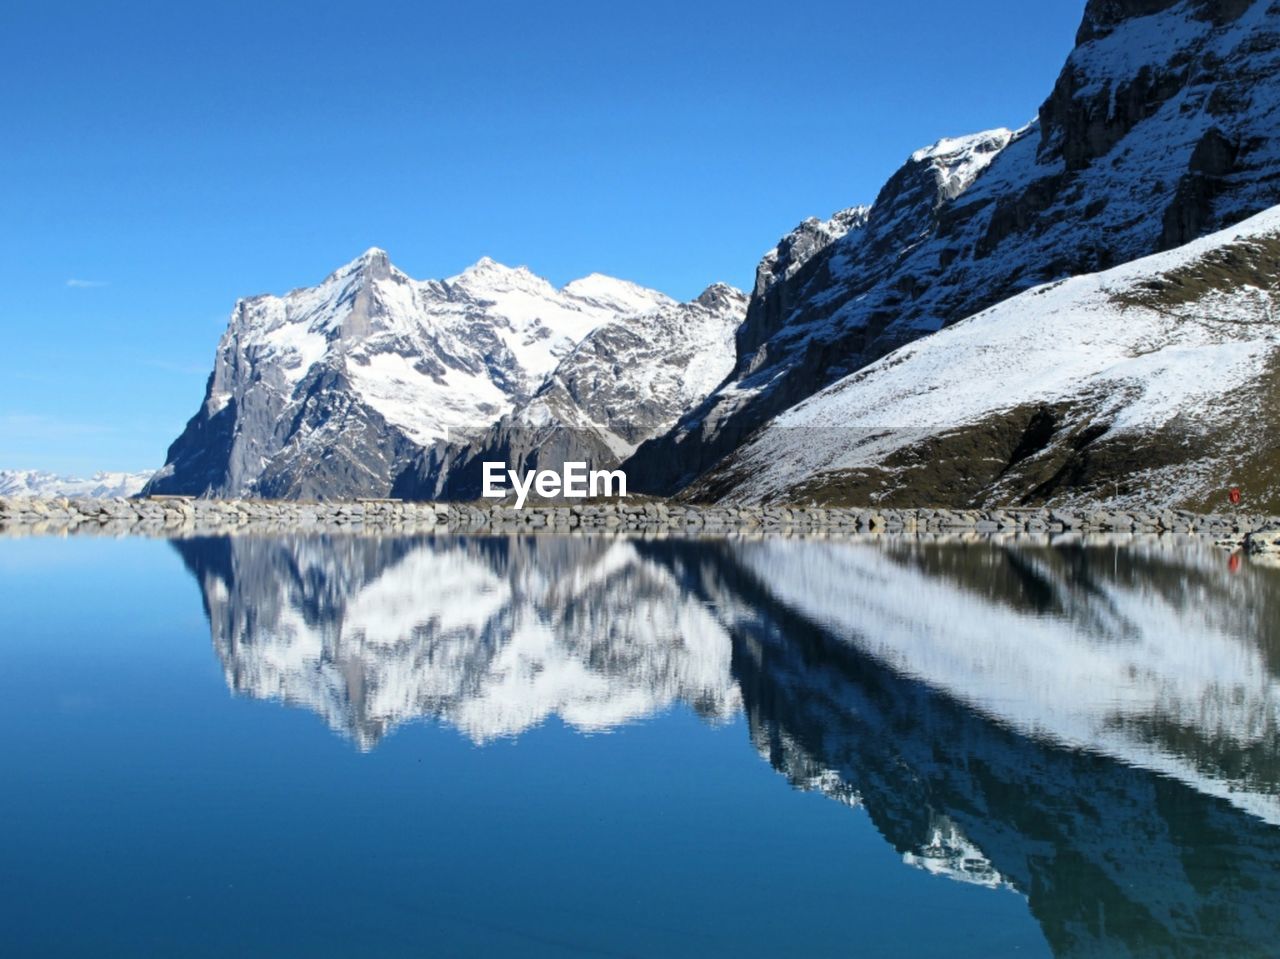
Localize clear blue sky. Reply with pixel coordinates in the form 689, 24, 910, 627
0, 0, 1083, 474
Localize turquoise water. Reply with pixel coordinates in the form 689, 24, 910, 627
2, 534, 1278, 957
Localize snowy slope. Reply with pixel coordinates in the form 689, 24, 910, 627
699, 205, 1280, 509
627, 0, 1280, 494
146, 249, 674, 499
0, 469, 154, 499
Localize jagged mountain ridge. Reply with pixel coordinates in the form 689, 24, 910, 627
145, 249, 742, 500
392, 283, 747, 500
626, 0, 1280, 495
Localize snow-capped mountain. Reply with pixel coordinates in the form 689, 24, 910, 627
0, 469, 154, 499
697, 205, 1280, 509
392, 283, 746, 500
626, 0, 1280, 495
143, 0, 1280, 507
145, 250, 679, 499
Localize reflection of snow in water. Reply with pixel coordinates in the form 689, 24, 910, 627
735, 539, 1280, 825
193, 537, 739, 748
183, 534, 1280, 827
175, 532, 1280, 953
902, 816, 1013, 891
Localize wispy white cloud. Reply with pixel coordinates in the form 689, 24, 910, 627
66, 278, 109, 289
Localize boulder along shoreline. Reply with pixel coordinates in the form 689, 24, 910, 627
4, 495, 1280, 558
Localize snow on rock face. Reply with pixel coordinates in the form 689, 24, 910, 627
516, 283, 746, 453
752, 206, 871, 298
392, 283, 748, 500
0, 469, 154, 499
146, 251, 678, 499
699, 205, 1280, 510
627, 0, 1280, 495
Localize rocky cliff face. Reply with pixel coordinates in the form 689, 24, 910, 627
144, 251, 677, 499
627, 0, 1280, 494
693, 207, 1280, 511
391, 284, 746, 500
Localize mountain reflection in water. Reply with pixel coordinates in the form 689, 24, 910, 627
173, 534, 1280, 959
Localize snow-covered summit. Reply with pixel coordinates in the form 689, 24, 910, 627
146, 250, 687, 499
908, 127, 1016, 200
562, 272, 676, 315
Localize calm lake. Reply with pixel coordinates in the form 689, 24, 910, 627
2, 533, 1278, 958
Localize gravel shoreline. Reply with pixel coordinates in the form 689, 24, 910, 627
3, 495, 1279, 554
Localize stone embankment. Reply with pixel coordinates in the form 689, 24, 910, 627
1, 496, 1277, 551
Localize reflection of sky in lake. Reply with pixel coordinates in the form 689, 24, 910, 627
3, 533, 1279, 958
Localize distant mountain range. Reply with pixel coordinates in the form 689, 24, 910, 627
97, 0, 1280, 508
0, 469, 153, 499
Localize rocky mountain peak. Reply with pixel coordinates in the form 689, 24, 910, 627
695, 283, 747, 311
444, 256, 565, 306
357, 245, 389, 263
147, 249, 688, 500
322, 245, 397, 286
1078, 0, 1185, 41
455, 252, 529, 279
908, 129, 1015, 203
753, 206, 870, 299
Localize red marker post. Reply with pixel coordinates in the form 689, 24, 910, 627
1230, 487, 1242, 506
